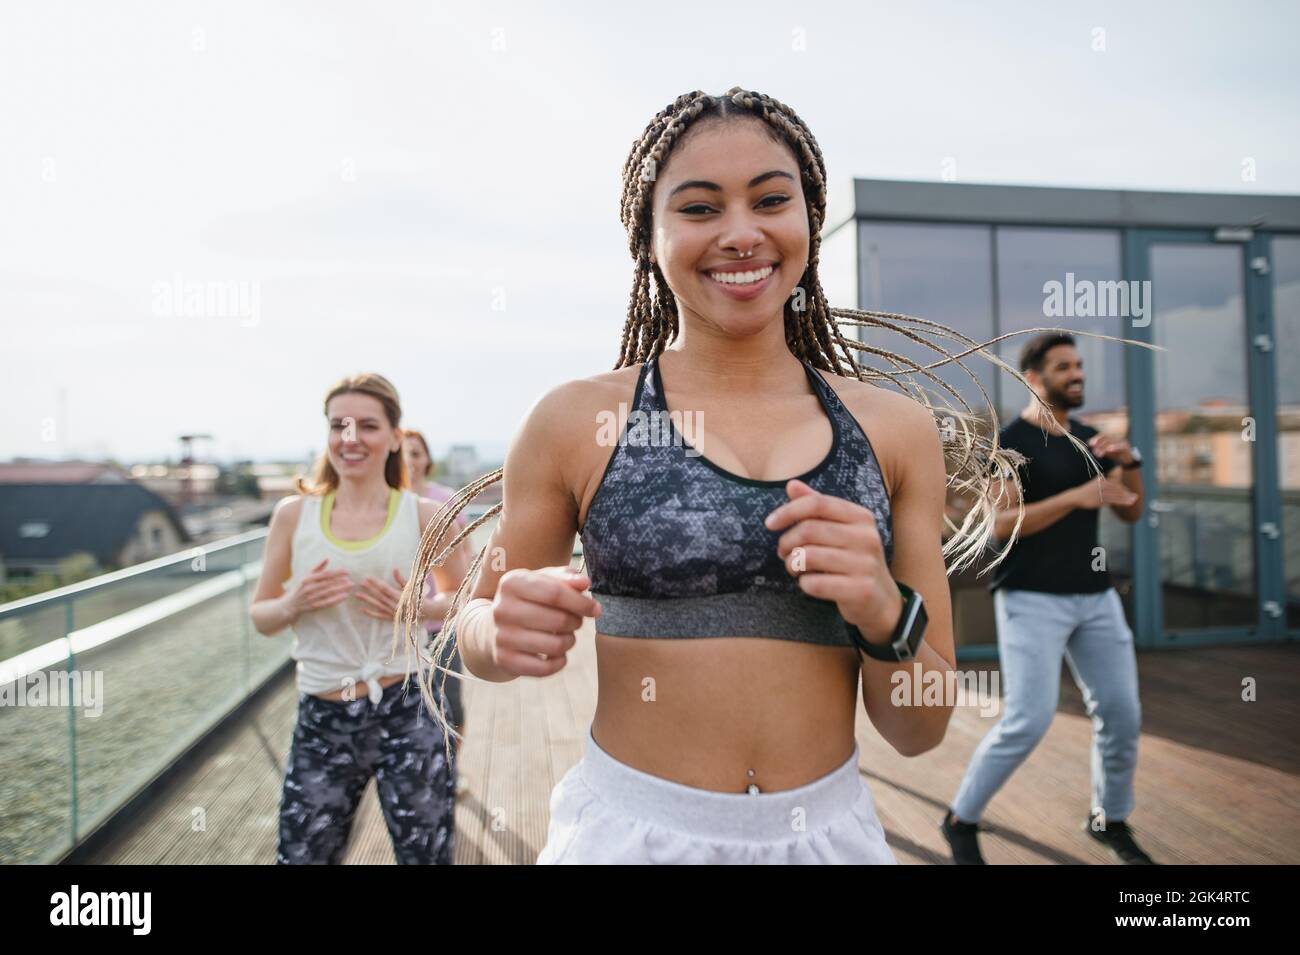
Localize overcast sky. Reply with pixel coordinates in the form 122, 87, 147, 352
2, 0, 1297, 464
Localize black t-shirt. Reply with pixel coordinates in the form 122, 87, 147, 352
987, 416, 1120, 594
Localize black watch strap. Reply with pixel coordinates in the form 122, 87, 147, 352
849, 582, 927, 662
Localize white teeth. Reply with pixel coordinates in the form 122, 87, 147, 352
708, 265, 774, 285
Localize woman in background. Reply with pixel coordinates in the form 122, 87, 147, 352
250, 373, 468, 864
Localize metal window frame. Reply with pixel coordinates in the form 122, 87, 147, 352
830, 178, 1300, 652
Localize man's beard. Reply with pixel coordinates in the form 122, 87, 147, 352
1048, 384, 1085, 409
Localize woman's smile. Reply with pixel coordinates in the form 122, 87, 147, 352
702, 260, 780, 301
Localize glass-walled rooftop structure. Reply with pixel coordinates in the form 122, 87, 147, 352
821, 179, 1300, 654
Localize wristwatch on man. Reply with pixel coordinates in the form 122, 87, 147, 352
1122, 446, 1143, 470
848, 581, 928, 662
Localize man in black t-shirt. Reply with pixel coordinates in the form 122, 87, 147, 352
941, 333, 1155, 865
987, 414, 1128, 594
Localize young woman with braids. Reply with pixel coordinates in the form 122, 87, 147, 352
249, 374, 469, 864
399, 87, 1128, 864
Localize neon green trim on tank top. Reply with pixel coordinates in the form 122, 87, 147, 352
321, 487, 401, 550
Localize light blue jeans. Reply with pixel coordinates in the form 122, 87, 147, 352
951, 587, 1141, 824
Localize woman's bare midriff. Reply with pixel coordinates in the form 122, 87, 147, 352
590, 634, 861, 793
311, 672, 407, 702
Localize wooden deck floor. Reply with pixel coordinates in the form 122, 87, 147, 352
84, 627, 1300, 864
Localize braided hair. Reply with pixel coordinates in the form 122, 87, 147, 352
394, 86, 1151, 751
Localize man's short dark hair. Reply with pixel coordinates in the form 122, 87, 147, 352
1019, 333, 1076, 373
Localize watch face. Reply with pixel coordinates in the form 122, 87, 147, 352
891, 590, 926, 657
911, 599, 929, 648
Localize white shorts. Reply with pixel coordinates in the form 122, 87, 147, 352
536, 726, 897, 865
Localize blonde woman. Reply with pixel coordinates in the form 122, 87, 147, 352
250, 374, 468, 864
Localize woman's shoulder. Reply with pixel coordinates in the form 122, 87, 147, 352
420, 481, 455, 501
493, 365, 650, 509
519, 365, 647, 445
546, 364, 645, 403
272, 493, 308, 518
267, 493, 309, 539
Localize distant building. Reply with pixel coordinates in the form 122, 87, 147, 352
0, 460, 134, 486
442, 444, 480, 485
0, 471, 190, 581
250, 462, 311, 501
128, 462, 220, 505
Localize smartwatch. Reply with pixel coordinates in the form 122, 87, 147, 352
1122, 446, 1143, 471
848, 582, 928, 662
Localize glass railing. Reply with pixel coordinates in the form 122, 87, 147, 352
0, 499, 511, 866
0, 529, 277, 864
0, 496, 653, 865
1157, 484, 1255, 598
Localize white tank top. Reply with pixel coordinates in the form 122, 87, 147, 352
287, 488, 422, 702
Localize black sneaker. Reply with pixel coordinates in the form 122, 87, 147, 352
1085, 817, 1157, 865
941, 809, 986, 865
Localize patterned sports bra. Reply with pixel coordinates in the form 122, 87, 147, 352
578, 352, 893, 648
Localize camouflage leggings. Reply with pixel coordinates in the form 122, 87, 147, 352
277, 679, 455, 865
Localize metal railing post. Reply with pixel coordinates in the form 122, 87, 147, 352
64, 598, 78, 846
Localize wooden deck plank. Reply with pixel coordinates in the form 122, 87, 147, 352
83, 639, 1300, 865
94, 681, 298, 865
155, 685, 297, 865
